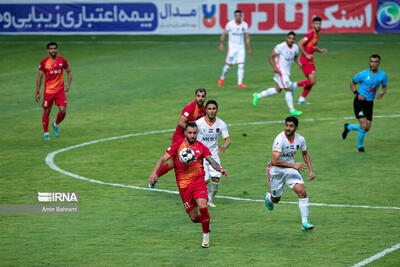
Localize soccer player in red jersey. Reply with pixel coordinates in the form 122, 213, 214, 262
35, 42, 72, 140
291, 17, 327, 105
149, 122, 228, 248
153, 89, 207, 183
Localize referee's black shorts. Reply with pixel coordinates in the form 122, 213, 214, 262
353, 96, 374, 121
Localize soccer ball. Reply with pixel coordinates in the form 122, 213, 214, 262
179, 148, 196, 164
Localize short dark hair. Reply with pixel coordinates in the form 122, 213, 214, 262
185, 121, 198, 130
312, 16, 322, 22
370, 54, 381, 60
234, 10, 242, 14
285, 116, 298, 127
288, 31, 296, 37
47, 42, 58, 49
195, 88, 207, 96
206, 100, 218, 109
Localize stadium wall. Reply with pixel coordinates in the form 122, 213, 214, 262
0, 0, 397, 35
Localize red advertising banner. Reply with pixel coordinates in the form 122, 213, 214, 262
309, 0, 377, 33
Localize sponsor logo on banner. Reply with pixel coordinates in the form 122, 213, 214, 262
377, 1, 400, 29
309, 0, 377, 33
202, 4, 217, 28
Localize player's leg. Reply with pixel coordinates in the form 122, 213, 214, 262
42, 93, 54, 140
195, 197, 210, 248
52, 91, 67, 137
284, 88, 302, 116
237, 48, 247, 87
253, 76, 281, 106
219, 49, 235, 86
297, 65, 316, 104
265, 165, 284, 210
207, 177, 220, 207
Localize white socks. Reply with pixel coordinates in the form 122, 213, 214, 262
285, 91, 295, 113
208, 181, 219, 202
265, 192, 272, 203
298, 198, 309, 223
258, 88, 278, 98
238, 64, 244, 84
220, 64, 230, 79
292, 82, 298, 89
298, 96, 306, 102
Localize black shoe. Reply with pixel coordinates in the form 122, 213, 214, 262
358, 147, 365, 152
342, 123, 349, 140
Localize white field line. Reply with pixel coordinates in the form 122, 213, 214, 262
350, 243, 400, 267
45, 114, 400, 210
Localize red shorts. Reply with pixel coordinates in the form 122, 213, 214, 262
42, 90, 67, 109
179, 182, 208, 213
301, 64, 316, 77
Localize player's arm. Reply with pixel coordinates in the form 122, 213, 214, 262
65, 67, 72, 92
268, 50, 280, 74
301, 150, 315, 181
271, 151, 306, 171
177, 115, 188, 130
149, 152, 171, 184
245, 32, 252, 56
206, 156, 228, 177
298, 38, 312, 61
350, 80, 365, 101
35, 70, 44, 103
219, 29, 228, 52
315, 47, 327, 54
219, 137, 231, 153
376, 86, 387, 100
294, 55, 302, 68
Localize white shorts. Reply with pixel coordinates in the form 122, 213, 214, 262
267, 164, 304, 198
273, 73, 292, 89
226, 46, 245, 64
204, 155, 221, 181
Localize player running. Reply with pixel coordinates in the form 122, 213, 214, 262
149, 122, 228, 248
264, 116, 316, 231
253, 31, 303, 116
218, 9, 252, 88
35, 42, 72, 140
195, 100, 230, 208
151, 88, 207, 187
291, 16, 327, 105
342, 54, 388, 152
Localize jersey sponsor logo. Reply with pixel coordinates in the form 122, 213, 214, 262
202, 136, 218, 142
216, 128, 220, 133
281, 152, 296, 157
184, 112, 189, 117
358, 111, 364, 116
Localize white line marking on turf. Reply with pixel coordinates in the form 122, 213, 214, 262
45, 114, 400, 211
350, 243, 400, 267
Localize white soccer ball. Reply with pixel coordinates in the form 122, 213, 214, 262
179, 148, 196, 164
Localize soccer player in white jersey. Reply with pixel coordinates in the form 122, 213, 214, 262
253, 32, 303, 117
264, 116, 315, 231
218, 9, 252, 88
196, 100, 230, 207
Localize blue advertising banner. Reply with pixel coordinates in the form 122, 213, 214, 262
0, 3, 158, 33
376, 0, 400, 32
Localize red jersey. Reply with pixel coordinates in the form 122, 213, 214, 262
300, 29, 319, 65
166, 140, 211, 189
173, 101, 206, 141
39, 56, 69, 94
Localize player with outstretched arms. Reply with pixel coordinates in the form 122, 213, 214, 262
195, 100, 230, 208
35, 42, 72, 140
253, 31, 303, 116
218, 9, 252, 88
264, 116, 316, 231
149, 122, 228, 248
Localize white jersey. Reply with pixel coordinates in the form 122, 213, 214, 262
196, 116, 229, 156
271, 131, 306, 167
225, 20, 249, 49
274, 41, 299, 76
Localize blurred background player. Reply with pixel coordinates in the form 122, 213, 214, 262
342, 54, 387, 152
149, 122, 228, 248
196, 100, 230, 207
218, 9, 252, 88
151, 88, 207, 187
253, 31, 303, 116
35, 42, 72, 140
291, 16, 327, 105
264, 116, 315, 231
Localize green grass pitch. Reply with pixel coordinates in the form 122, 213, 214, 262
0, 34, 399, 266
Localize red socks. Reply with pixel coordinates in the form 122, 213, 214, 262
301, 86, 312, 98
55, 112, 65, 125
297, 80, 312, 88
157, 162, 171, 177
199, 207, 210, 233
42, 112, 49, 132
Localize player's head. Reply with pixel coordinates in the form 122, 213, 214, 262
286, 31, 296, 46
195, 88, 207, 107
47, 42, 58, 58
312, 16, 322, 32
185, 122, 198, 145
205, 100, 218, 120
369, 54, 381, 71
234, 10, 243, 23
284, 116, 298, 137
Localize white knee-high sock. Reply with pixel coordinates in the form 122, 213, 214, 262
265, 192, 272, 203
238, 64, 245, 84
208, 181, 219, 202
220, 64, 230, 79
285, 91, 295, 113
298, 198, 309, 223
258, 88, 278, 98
